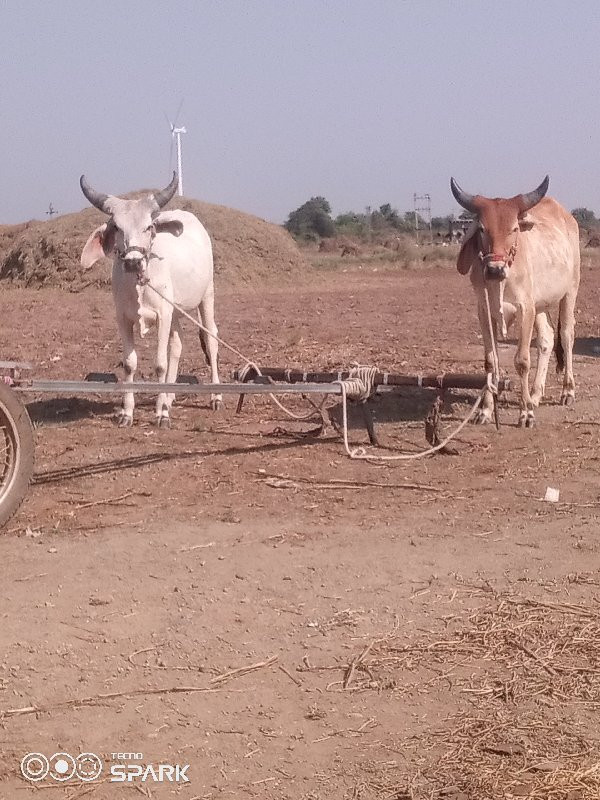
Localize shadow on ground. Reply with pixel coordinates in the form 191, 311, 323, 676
26, 397, 116, 424
574, 337, 600, 358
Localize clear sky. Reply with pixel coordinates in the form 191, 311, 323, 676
1, 0, 599, 224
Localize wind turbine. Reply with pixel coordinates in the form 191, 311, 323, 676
166, 99, 186, 196
170, 123, 187, 196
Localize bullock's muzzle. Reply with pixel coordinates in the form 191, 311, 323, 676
123, 257, 141, 272
480, 241, 517, 283
484, 262, 507, 281
123, 258, 146, 279
119, 246, 149, 281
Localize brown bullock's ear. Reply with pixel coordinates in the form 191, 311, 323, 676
457, 234, 478, 275
518, 212, 535, 231
155, 219, 184, 237
80, 222, 117, 269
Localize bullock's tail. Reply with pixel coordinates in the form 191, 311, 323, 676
554, 313, 565, 374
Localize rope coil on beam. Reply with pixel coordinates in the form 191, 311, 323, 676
336, 365, 378, 402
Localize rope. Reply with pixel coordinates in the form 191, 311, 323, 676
335, 379, 487, 462
143, 280, 501, 462
483, 283, 500, 396
144, 281, 323, 421
337, 365, 378, 401
331, 287, 500, 461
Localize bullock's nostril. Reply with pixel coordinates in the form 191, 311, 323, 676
485, 263, 507, 281
124, 258, 142, 273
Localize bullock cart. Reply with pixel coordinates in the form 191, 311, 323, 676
0, 361, 510, 528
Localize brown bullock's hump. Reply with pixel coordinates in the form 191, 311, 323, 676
528, 196, 579, 236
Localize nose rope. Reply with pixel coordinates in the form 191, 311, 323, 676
478, 232, 518, 268
118, 229, 156, 262
482, 279, 502, 430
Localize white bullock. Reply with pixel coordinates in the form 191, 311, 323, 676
80, 172, 222, 427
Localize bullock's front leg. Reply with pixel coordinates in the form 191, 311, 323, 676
474, 300, 496, 424
531, 312, 553, 407
163, 316, 183, 417
155, 310, 173, 428
199, 286, 223, 410
515, 303, 536, 427
117, 316, 136, 427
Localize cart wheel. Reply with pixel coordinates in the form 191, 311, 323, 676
0, 382, 34, 529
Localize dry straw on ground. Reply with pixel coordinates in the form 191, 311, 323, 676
325, 591, 600, 799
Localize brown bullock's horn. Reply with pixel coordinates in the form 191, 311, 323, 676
80, 175, 110, 213
153, 172, 178, 209
518, 175, 549, 212
450, 177, 479, 214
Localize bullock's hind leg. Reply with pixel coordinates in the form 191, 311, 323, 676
117, 316, 136, 427
199, 285, 223, 410
558, 294, 576, 406
162, 316, 183, 422
531, 312, 553, 407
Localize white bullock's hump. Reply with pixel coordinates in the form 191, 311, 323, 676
158, 208, 206, 231
158, 209, 211, 246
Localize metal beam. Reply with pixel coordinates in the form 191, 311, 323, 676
14, 380, 343, 396
0, 361, 33, 370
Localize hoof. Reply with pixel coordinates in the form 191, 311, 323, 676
518, 412, 535, 428
117, 414, 133, 428
560, 393, 575, 406
157, 416, 171, 429
211, 397, 224, 411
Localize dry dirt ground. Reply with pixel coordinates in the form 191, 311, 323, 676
1, 263, 600, 799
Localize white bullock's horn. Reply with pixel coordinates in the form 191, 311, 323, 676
80, 175, 111, 214
153, 172, 178, 209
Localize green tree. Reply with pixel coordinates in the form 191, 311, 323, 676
431, 215, 455, 229
571, 208, 597, 228
402, 211, 427, 230
334, 212, 369, 237
378, 203, 401, 228
285, 197, 335, 239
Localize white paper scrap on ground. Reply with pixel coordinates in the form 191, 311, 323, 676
543, 487, 560, 503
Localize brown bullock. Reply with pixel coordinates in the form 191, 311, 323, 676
451, 176, 580, 428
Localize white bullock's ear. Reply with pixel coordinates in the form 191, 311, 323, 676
155, 218, 184, 237
81, 223, 116, 269
518, 212, 535, 231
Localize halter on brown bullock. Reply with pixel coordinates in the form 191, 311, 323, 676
450, 176, 548, 281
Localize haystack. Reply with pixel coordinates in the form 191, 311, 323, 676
0, 195, 307, 290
